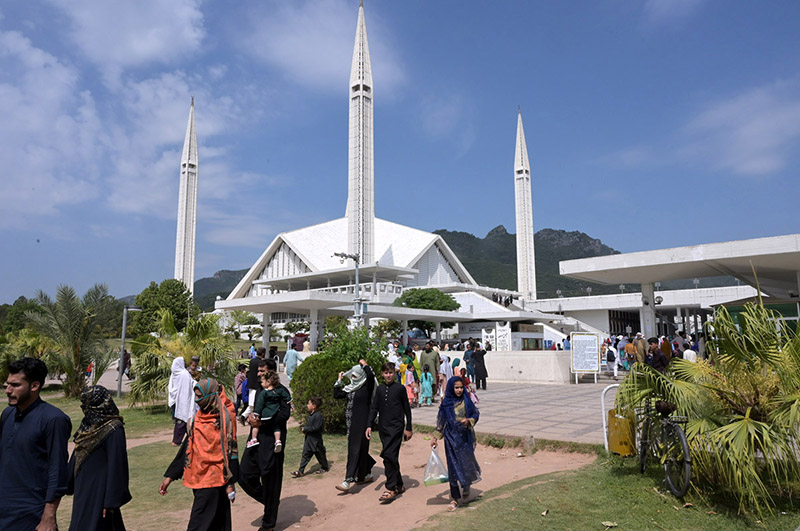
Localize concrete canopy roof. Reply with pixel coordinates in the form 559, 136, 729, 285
560, 234, 800, 299
216, 291, 559, 324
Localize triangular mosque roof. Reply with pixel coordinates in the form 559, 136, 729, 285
227, 217, 476, 299
282, 217, 438, 271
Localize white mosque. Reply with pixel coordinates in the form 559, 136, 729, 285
173, 3, 798, 360
206, 3, 578, 351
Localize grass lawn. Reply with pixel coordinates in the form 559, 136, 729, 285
11, 388, 176, 439
420, 455, 800, 530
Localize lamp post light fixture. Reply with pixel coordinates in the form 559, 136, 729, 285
334, 252, 363, 326
556, 289, 562, 298
586, 286, 592, 296
118, 305, 142, 398
654, 281, 661, 290
693, 278, 700, 289
619, 284, 626, 293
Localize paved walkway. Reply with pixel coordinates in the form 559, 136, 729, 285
97, 364, 618, 445
411, 381, 619, 445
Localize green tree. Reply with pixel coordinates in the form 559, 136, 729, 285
372, 318, 403, 341
393, 288, 460, 335
131, 279, 199, 335
0, 296, 42, 335
129, 310, 235, 405
290, 326, 385, 432
26, 284, 116, 397
324, 315, 350, 338
616, 302, 800, 515
284, 320, 310, 335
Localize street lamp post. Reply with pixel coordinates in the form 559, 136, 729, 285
118, 305, 142, 398
334, 252, 363, 326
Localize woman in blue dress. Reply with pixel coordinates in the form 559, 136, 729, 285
430, 376, 481, 511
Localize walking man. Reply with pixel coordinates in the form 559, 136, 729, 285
367, 362, 413, 503
0, 357, 72, 530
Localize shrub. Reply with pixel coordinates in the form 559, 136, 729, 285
290, 327, 385, 433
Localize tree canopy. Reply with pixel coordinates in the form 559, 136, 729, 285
0, 296, 42, 335
393, 288, 460, 335
131, 279, 199, 335
26, 284, 116, 397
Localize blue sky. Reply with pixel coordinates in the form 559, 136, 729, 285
1, 0, 799, 303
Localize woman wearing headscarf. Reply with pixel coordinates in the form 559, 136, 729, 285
333, 359, 377, 492
430, 376, 481, 512
160, 378, 239, 531
168, 357, 197, 445
67, 386, 131, 531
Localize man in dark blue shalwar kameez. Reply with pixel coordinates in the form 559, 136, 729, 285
0, 357, 71, 531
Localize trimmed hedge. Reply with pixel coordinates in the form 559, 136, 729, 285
290, 327, 385, 433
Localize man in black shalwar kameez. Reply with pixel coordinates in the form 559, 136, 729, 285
0, 358, 71, 530
367, 362, 412, 503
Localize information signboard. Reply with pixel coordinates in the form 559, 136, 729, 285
570, 332, 601, 374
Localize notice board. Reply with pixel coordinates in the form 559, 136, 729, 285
570, 332, 601, 374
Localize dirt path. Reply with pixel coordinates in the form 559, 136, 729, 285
215, 435, 596, 530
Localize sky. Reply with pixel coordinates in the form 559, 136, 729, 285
1, 0, 799, 304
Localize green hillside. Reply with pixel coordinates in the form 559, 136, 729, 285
435, 226, 635, 298
191, 227, 736, 309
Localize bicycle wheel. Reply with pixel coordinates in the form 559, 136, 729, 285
639, 418, 656, 473
663, 422, 691, 497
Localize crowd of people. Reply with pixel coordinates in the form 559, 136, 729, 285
0, 333, 488, 530
601, 330, 705, 378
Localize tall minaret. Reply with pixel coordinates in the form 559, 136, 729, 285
514, 108, 536, 301
174, 98, 198, 294
346, 1, 375, 264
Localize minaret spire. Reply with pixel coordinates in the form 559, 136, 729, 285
514, 109, 536, 300
175, 98, 198, 294
346, 1, 374, 264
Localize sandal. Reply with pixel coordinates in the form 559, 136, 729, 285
378, 491, 396, 503
447, 500, 459, 512
315, 468, 328, 474
291, 470, 304, 478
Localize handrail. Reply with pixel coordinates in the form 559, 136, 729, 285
601, 383, 620, 453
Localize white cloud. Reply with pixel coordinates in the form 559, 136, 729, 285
238, 0, 404, 95
0, 30, 103, 228
201, 204, 297, 248
643, 0, 705, 24
105, 70, 245, 216
47, 0, 205, 82
680, 81, 800, 176
418, 94, 476, 156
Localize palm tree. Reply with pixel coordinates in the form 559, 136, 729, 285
128, 310, 235, 405
26, 284, 114, 398
616, 301, 800, 515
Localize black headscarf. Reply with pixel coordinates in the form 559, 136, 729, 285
73, 385, 124, 474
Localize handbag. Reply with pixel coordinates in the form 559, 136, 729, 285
423, 447, 449, 486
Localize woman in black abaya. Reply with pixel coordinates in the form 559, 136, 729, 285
333, 359, 377, 492
67, 385, 131, 531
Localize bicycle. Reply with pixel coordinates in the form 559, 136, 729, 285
636, 397, 692, 497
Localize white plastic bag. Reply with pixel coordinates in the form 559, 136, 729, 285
424, 447, 449, 486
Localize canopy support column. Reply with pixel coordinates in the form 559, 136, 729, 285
639, 283, 656, 338
310, 308, 319, 351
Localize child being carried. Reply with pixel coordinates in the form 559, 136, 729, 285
247, 371, 292, 452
